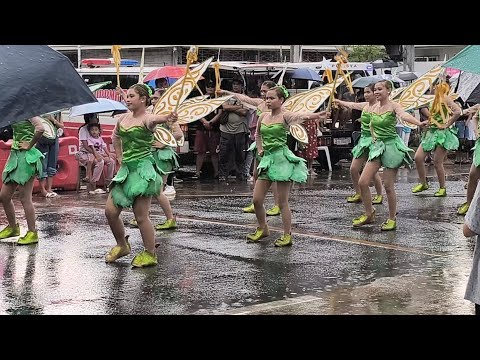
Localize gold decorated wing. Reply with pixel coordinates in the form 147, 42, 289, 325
282, 92, 306, 111
40, 118, 56, 139
179, 95, 210, 106
402, 95, 434, 112
396, 66, 442, 110
177, 95, 233, 124
402, 92, 459, 113
154, 126, 177, 147
153, 57, 214, 115
283, 76, 346, 113
289, 124, 309, 144
177, 136, 185, 147
389, 86, 406, 100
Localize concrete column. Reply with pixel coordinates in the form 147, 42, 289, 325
403, 45, 415, 72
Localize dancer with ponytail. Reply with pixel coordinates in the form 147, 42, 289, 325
218, 81, 282, 216
0, 117, 45, 245
105, 84, 177, 268
352, 80, 426, 231
334, 84, 384, 205
247, 86, 329, 246
411, 81, 461, 197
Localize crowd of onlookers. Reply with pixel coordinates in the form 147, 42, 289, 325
4, 75, 477, 197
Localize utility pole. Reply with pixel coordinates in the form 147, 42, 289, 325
172, 47, 179, 65
290, 45, 302, 62
403, 45, 415, 72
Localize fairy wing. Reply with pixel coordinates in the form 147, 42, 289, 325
390, 86, 406, 100
177, 95, 233, 125
285, 76, 346, 113
396, 66, 443, 111
289, 124, 309, 144
154, 126, 177, 147
153, 57, 214, 115
282, 92, 306, 111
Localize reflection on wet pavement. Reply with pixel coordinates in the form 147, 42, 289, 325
0, 165, 475, 314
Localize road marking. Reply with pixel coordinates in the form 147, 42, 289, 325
54, 203, 448, 257
173, 215, 444, 257
222, 295, 323, 315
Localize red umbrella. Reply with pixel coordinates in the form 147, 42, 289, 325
143, 66, 186, 82
81, 58, 112, 67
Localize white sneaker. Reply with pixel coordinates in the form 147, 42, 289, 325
163, 185, 176, 196
173, 176, 183, 183
94, 188, 107, 194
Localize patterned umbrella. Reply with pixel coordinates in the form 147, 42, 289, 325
442, 45, 480, 75
88, 81, 112, 93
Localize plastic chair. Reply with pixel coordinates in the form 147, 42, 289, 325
317, 146, 332, 172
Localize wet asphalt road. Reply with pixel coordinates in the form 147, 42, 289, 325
0, 163, 476, 315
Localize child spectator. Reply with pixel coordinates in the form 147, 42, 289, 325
86, 123, 115, 194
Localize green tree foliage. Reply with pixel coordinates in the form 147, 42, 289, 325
347, 45, 387, 62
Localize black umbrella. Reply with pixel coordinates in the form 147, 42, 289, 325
465, 83, 480, 104
372, 60, 398, 69
397, 71, 418, 81
0, 45, 97, 127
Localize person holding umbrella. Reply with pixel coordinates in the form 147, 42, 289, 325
0, 117, 45, 245
411, 82, 461, 197
105, 83, 178, 268
334, 84, 384, 205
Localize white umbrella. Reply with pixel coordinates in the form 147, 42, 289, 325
456, 71, 480, 103
69, 98, 128, 117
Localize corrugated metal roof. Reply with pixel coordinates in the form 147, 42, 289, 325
50, 45, 340, 51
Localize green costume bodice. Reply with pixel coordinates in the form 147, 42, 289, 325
12, 120, 35, 150
260, 123, 287, 152
370, 112, 398, 140
359, 111, 372, 133
118, 125, 154, 163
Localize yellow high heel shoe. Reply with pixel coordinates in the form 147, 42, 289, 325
352, 210, 376, 227
105, 235, 131, 263
246, 227, 270, 243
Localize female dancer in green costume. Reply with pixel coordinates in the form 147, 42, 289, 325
151, 120, 183, 230
334, 84, 383, 205
105, 84, 178, 268
0, 117, 45, 245
353, 80, 426, 231
412, 82, 461, 197
218, 81, 282, 216
458, 105, 480, 215
127, 88, 183, 230
247, 86, 328, 247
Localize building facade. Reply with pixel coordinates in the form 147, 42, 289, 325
51, 45, 467, 74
